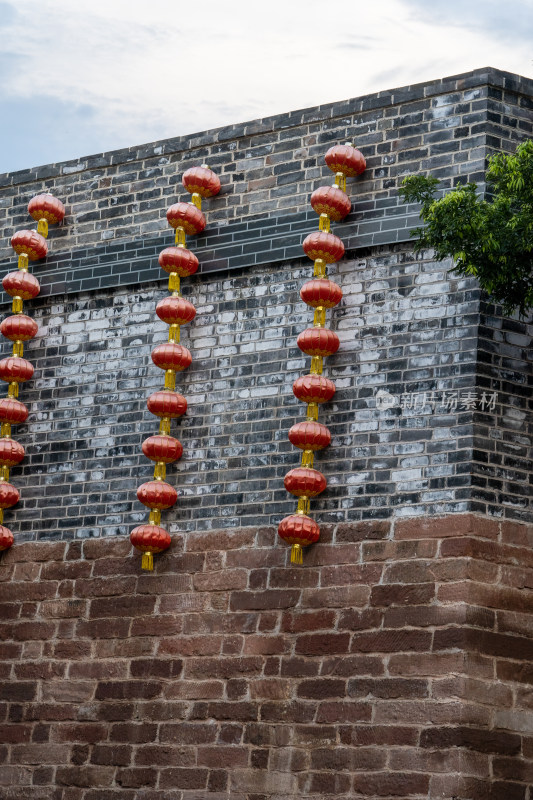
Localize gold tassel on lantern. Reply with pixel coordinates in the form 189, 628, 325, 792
175, 227, 186, 246
37, 219, 48, 238
291, 544, 303, 565
319, 213, 330, 232
142, 551, 154, 571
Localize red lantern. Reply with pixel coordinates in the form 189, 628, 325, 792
130, 524, 171, 570
284, 467, 327, 497
0, 525, 14, 552
151, 343, 192, 372
2, 272, 40, 300
166, 203, 206, 236
310, 186, 351, 221
0, 357, 34, 384
11, 231, 48, 261
0, 399, 29, 424
302, 231, 345, 264
288, 421, 331, 450
0, 315, 38, 342
297, 328, 340, 357
325, 144, 366, 177
142, 435, 183, 464
132, 167, 219, 571
156, 297, 196, 326
28, 194, 66, 224
278, 513, 320, 563
183, 166, 221, 198
0, 482, 19, 508
158, 247, 199, 277
0, 440, 24, 467
147, 391, 187, 419
137, 480, 178, 510
300, 279, 343, 308
293, 374, 336, 404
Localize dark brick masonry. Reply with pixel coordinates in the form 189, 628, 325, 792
0, 67, 531, 298
0, 67, 529, 543
1, 514, 533, 799
0, 244, 526, 543
0, 67, 532, 800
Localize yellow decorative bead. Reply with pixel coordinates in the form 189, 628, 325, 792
319, 213, 330, 232
334, 172, 347, 193
313, 307, 326, 327
313, 259, 326, 278
168, 273, 181, 294
164, 370, 176, 391
153, 461, 166, 481
37, 219, 49, 238
149, 509, 161, 526
306, 402, 319, 421
159, 417, 171, 436
297, 496, 310, 515
301, 450, 314, 468
168, 324, 180, 343
310, 356, 324, 375
174, 227, 186, 247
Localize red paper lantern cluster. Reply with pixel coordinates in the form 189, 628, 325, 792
130, 164, 220, 570
0, 193, 65, 554
278, 142, 365, 564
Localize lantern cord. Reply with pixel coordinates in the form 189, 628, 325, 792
18, 254, 28, 271
291, 544, 303, 565
141, 551, 154, 571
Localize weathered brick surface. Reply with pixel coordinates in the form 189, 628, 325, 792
0, 68, 529, 544
0, 67, 531, 798
0, 513, 532, 798
0, 67, 531, 299
0, 240, 527, 543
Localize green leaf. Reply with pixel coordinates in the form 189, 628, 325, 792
399, 140, 533, 317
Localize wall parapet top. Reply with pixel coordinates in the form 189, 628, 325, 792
0, 66, 530, 188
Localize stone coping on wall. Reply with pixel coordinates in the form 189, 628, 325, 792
0, 66, 531, 189
0, 67, 531, 300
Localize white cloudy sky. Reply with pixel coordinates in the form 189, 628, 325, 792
0, 0, 532, 173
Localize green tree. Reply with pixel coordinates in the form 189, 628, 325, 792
399, 139, 533, 317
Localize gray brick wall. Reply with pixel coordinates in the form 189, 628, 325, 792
0, 67, 531, 301
3, 241, 528, 544
473, 303, 533, 518
0, 66, 531, 542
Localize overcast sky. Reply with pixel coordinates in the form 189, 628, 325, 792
0, 0, 532, 174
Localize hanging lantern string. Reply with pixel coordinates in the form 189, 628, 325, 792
278, 142, 366, 565
0, 194, 65, 556
130, 165, 221, 571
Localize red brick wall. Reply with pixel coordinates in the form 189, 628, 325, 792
1, 513, 532, 799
